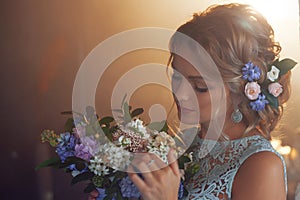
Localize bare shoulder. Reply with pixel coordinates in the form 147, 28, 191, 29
232, 151, 286, 200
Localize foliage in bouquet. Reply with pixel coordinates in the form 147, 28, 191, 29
36, 102, 200, 200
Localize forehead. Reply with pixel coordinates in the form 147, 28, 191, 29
171, 55, 203, 77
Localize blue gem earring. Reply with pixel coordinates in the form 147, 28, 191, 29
231, 109, 243, 123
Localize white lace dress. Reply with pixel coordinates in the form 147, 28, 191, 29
183, 135, 287, 200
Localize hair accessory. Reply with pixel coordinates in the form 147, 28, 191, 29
242, 59, 297, 111
261, 58, 297, 110
231, 108, 243, 123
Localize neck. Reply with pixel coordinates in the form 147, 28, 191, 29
200, 120, 251, 140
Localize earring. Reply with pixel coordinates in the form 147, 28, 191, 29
231, 108, 243, 123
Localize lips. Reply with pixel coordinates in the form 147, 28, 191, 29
177, 104, 196, 114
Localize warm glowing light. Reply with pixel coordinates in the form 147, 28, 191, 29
237, 0, 297, 23
278, 146, 292, 155
271, 139, 282, 150
271, 139, 292, 155
290, 148, 298, 160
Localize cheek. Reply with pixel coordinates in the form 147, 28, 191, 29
196, 93, 212, 113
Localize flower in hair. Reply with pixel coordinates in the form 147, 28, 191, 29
244, 82, 261, 100
242, 61, 261, 81
249, 94, 268, 111
268, 82, 283, 97
242, 61, 265, 111
267, 65, 280, 82
242, 59, 297, 111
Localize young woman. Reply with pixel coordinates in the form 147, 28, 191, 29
128, 3, 295, 200
90, 3, 296, 200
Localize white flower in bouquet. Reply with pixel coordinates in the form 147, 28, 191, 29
147, 131, 176, 164
88, 155, 110, 176
126, 119, 150, 139
104, 143, 131, 171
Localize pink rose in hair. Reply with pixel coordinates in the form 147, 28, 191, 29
268, 82, 283, 97
244, 82, 261, 100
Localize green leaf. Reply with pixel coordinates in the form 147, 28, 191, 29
268, 59, 279, 71
99, 116, 114, 126
178, 155, 191, 169
35, 157, 61, 170
275, 58, 297, 76
262, 89, 278, 110
83, 182, 96, 193
123, 102, 132, 124
147, 120, 168, 132
64, 156, 86, 164
64, 118, 74, 132
115, 191, 123, 200
130, 108, 144, 118
71, 172, 94, 185
100, 126, 113, 141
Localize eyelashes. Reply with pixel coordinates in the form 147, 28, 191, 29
171, 71, 209, 93
195, 86, 208, 93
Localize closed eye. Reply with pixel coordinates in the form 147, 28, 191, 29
195, 86, 208, 93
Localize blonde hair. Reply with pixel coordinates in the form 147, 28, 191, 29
170, 3, 291, 140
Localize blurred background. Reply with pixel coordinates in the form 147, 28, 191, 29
1, 0, 299, 199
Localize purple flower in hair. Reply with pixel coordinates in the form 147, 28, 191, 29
242, 62, 261, 81
249, 94, 269, 111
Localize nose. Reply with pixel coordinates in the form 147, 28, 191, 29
173, 79, 191, 102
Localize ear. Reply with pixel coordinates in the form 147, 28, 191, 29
228, 90, 244, 108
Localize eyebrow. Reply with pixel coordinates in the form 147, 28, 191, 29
188, 75, 204, 80
171, 61, 204, 80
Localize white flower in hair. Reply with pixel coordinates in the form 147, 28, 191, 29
267, 66, 280, 82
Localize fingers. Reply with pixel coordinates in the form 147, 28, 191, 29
127, 150, 181, 200
129, 152, 167, 173
128, 172, 147, 193
168, 149, 180, 177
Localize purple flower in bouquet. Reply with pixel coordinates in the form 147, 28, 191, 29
56, 132, 78, 162
119, 176, 141, 198
80, 136, 100, 156
178, 181, 184, 199
74, 143, 92, 161
68, 163, 88, 177
96, 188, 116, 200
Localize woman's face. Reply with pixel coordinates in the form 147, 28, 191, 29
171, 55, 229, 126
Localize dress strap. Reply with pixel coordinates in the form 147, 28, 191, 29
228, 137, 288, 196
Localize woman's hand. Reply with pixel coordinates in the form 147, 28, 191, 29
128, 150, 181, 200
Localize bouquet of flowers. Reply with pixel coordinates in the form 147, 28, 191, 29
36, 103, 200, 200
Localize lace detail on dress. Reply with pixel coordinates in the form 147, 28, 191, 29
183, 135, 287, 200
